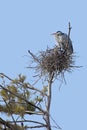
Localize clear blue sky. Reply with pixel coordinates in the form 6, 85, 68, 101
0, 0, 87, 130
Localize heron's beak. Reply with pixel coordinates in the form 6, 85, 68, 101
51, 32, 56, 35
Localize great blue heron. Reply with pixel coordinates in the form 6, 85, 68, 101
51, 31, 73, 54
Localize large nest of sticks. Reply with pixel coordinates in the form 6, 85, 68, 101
28, 46, 74, 78
28, 23, 75, 79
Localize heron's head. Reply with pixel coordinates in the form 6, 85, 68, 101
51, 31, 64, 37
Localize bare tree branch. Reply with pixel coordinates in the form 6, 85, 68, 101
25, 124, 47, 129
50, 114, 62, 130
8, 119, 45, 126
68, 22, 72, 37
25, 110, 44, 115
0, 73, 13, 81
28, 50, 40, 63
45, 73, 54, 130
27, 83, 47, 96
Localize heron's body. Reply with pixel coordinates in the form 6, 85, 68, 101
52, 31, 73, 54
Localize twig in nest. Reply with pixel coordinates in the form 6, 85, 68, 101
28, 50, 40, 63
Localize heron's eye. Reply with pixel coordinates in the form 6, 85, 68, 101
57, 33, 60, 36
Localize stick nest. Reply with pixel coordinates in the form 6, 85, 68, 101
28, 46, 74, 79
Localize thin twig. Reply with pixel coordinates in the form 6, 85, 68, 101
0, 73, 13, 81
28, 50, 40, 63
68, 22, 72, 37
25, 110, 44, 115
8, 119, 45, 126
27, 83, 47, 96
65, 22, 72, 50
50, 115, 62, 130
25, 124, 47, 129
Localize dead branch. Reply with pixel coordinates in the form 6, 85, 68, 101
68, 22, 72, 37
45, 73, 54, 130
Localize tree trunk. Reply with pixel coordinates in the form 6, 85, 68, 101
45, 73, 54, 130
